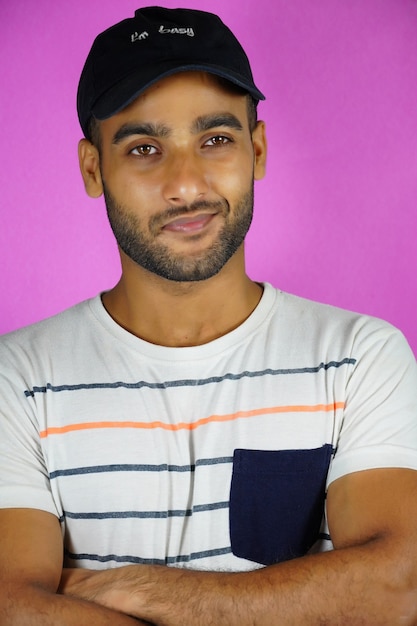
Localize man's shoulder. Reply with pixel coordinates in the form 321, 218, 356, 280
278, 288, 388, 328
275, 288, 370, 327
270, 287, 410, 355
0, 296, 99, 354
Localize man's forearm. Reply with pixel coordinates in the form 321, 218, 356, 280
2, 582, 148, 626
61, 539, 417, 625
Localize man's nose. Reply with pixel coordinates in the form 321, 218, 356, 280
162, 152, 209, 207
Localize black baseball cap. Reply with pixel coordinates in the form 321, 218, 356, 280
77, 6, 265, 138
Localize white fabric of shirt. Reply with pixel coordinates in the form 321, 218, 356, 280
0, 284, 416, 571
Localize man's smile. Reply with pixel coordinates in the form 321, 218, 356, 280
162, 212, 218, 233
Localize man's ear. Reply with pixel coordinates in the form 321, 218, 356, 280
78, 139, 103, 198
252, 120, 267, 181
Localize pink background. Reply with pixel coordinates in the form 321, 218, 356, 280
1, 0, 416, 355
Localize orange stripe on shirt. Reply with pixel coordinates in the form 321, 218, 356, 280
39, 402, 345, 438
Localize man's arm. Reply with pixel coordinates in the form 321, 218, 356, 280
0, 508, 150, 625
60, 467, 417, 625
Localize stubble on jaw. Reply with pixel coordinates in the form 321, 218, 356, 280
102, 183, 255, 283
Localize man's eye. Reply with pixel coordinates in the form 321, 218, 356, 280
130, 144, 158, 157
204, 135, 231, 146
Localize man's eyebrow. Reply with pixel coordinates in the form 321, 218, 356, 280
112, 122, 171, 144
192, 113, 243, 133
111, 114, 243, 144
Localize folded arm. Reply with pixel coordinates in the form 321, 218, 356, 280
60, 468, 417, 625
0, 508, 149, 625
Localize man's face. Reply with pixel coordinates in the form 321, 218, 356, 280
83, 71, 266, 282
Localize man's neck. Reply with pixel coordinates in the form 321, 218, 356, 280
101, 251, 263, 347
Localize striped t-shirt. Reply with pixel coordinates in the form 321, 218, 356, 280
1, 283, 416, 572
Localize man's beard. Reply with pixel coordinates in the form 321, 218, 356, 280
103, 183, 254, 282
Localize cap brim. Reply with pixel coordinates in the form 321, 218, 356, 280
92, 62, 265, 121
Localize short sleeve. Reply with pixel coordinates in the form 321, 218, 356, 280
327, 320, 417, 486
0, 339, 59, 516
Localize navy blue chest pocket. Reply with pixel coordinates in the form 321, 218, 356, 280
229, 445, 333, 566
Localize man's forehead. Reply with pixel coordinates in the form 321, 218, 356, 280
121, 70, 248, 109
99, 72, 249, 135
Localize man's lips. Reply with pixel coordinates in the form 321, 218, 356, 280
162, 213, 217, 233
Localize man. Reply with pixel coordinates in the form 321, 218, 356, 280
1, 6, 416, 625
